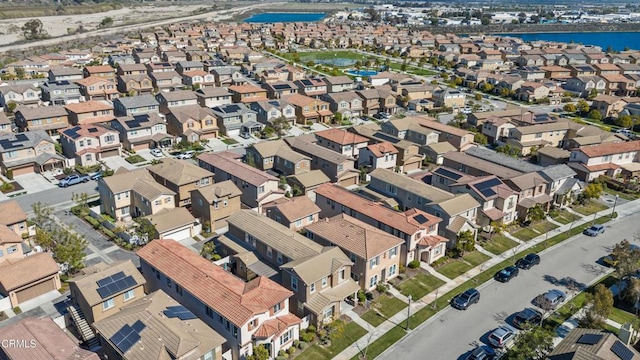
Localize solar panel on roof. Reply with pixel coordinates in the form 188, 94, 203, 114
268, 101, 280, 106
225, 105, 240, 113
97, 287, 111, 299
301, 79, 312, 86
14, 134, 28, 142
164, 305, 197, 320
110, 325, 140, 354
480, 188, 496, 197
273, 84, 291, 90
435, 167, 463, 181
577, 334, 603, 345
413, 214, 429, 224
476, 177, 502, 190
131, 320, 145, 333
88, 128, 99, 133
611, 340, 634, 360
96, 275, 137, 299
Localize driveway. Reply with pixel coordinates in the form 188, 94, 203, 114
13, 173, 57, 193
102, 155, 138, 171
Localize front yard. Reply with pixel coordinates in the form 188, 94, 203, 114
572, 201, 609, 216
395, 273, 445, 300
480, 234, 519, 255
510, 220, 558, 242
551, 209, 582, 225
360, 294, 408, 327
435, 251, 491, 279
295, 320, 367, 360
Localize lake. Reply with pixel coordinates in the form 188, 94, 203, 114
499, 32, 640, 51
244, 12, 326, 23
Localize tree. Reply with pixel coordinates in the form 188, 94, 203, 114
455, 230, 475, 256
580, 284, 613, 329
53, 229, 88, 274
400, 59, 407, 72
611, 239, 640, 299
99, 17, 113, 28
333, 112, 343, 124
34, 227, 55, 252
582, 182, 604, 202
475, 93, 482, 101
577, 99, 590, 114
21, 19, 48, 40
364, 7, 380, 22
15, 68, 25, 80
588, 110, 602, 121
563, 103, 577, 112
31, 201, 53, 229
616, 115, 634, 128
504, 326, 553, 360
271, 116, 291, 137
247, 344, 270, 360
527, 205, 546, 222
6, 101, 17, 114
474, 132, 488, 145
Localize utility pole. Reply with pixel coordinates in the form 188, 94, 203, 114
611, 194, 619, 219
406, 295, 412, 331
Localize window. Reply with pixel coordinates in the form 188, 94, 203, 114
321, 277, 328, 288
291, 276, 298, 291
124, 289, 135, 301
389, 264, 397, 276
267, 246, 272, 258
339, 269, 345, 281
102, 298, 115, 311
369, 275, 378, 288
204, 351, 214, 360
79, 140, 84, 146
307, 215, 314, 223
323, 306, 334, 319
0, 249, 3, 257
386, 184, 397, 194
273, 302, 281, 313
176, 284, 183, 296
164, 197, 170, 204
87, 139, 92, 146
310, 283, 316, 293
214, 201, 219, 209
6, 151, 17, 159
389, 246, 397, 258
338, 164, 344, 171
435, 245, 442, 255
218, 314, 223, 323
277, 252, 283, 264
233, 325, 238, 339
369, 256, 380, 269
295, 219, 302, 227
257, 185, 264, 194
200, 178, 211, 186
166, 277, 172, 288
155, 200, 161, 206
280, 328, 293, 345
349, 252, 357, 266
105, 135, 115, 142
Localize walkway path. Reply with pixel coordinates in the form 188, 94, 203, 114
333, 200, 640, 360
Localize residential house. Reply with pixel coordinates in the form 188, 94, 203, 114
449, 176, 518, 229
64, 100, 115, 126
196, 87, 233, 108
537, 146, 572, 167
149, 71, 183, 91
116, 63, 147, 76
137, 240, 300, 360
68, 260, 146, 326
83, 65, 115, 80
480, 116, 516, 144
547, 328, 640, 360
281, 93, 332, 124
0, 317, 99, 360
249, 99, 297, 126
321, 91, 364, 120
285, 137, 360, 186
348, 124, 424, 173
286, 170, 331, 196
356, 88, 398, 116
190, 180, 242, 232
442, 151, 524, 180
228, 84, 268, 103
0, 85, 40, 112
210, 66, 244, 87
0, 200, 28, 238
218, 210, 358, 325
262, 196, 320, 231
506, 121, 572, 156
432, 88, 466, 109
314, 183, 448, 266
75, 76, 119, 101
383, 117, 474, 151
116, 73, 154, 95
422, 142, 457, 165
156, 90, 198, 114
539, 164, 581, 207
0, 130, 64, 176
144, 206, 200, 240
14, 105, 69, 137
182, 70, 216, 88
323, 76, 355, 93
568, 140, 640, 181
48, 67, 83, 82
147, 157, 214, 207
40, 80, 82, 105
111, 113, 174, 150
245, 140, 311, 176
305, 214, 404, 291
59, 125, 122, 166
210, 103, 257, 137
357, 141, 399, 171
166, 104, 219, 142
315, 128, 369, 158
262, 81, 299, 99
504, 172, 552, 219
564, 76, 606, 97
516, 82, 550, 102
93, 290, 225, 360
294, 78, 328, 98
198, 152, 285, 210
0, 253, 60, 308
0, 224, 24, 266
113, 94, 160, 117
591, 94, 631, 118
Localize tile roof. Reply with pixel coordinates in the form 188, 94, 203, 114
315, 128, 368, 145
228, 84, 265, 94
114, 94, 159, 109
144, 207, 196, 234
0, 224, 22, 245
148, 157, 213, 186
370, 168, 454, 203
0, 130, 55, 153
92, 290, 225, 360
315, 184, 441, 235
158, 89, 198, 102
227, 210, 323, 260
137, 240, 294, 326
280, 246, 353, 285
285, 137, 352, 164
435, 193, 481, 216
465, 146, 544, 173
0, 200, 27, 226
64, 100, 113, 114
15, 105, 68, 120
0, 317, 99, 360
0, 252, 59, 291
69, 260, 145, 307
506, 172, 549, 192
288, 169, 330, 188
253, 313, 302, 339
193, 180, 242, 203
578, 140, 640, 158
306, 214, 404, 259
442, 151, 524, 179
366, 141, 399, 157
548, 328, 640, 359
263, 196, 320, 223
198, 152, 278, 187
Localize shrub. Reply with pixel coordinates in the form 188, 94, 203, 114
376, 282, 389, 293
399, 263, 406, 274
293, 340, 300, 349
287, 346, 296, 355
5, 169, 13, 180
277, 350, 287, 358
300, 331, 315, 342
102, 228, 116, 239
306, 325, 316, 333
357, 290, 366, 303
125, 155, 146, 164
365, 292, 374, 300
408, 260, 420, 269
84, 215, 101, 229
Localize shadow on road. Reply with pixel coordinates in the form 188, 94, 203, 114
542, 275, 586, 291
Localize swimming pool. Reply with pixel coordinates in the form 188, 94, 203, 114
346, 69, 378, 77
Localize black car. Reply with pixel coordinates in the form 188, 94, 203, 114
513, 308, 543, 329
494, 266, 519, 283
465, 345, 496, 360
516, 253, 540, 270
452, 288, 480, 310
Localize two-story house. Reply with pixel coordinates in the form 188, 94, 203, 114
282, 93, 332, 124
249, 99, 297, 126
323, 76, 355, 93
147, 157, 214, 207
83, 65, 116, 80
156, 90, 199, 114
294, 78, 328, 98
116, 73, 154, 95
357, 141, 399, 172
40, 80, 82, 105
314, 183, 448, 266
245, 140, 311, 176
137, 240, 301, 360
210, 103, 257, 137
190, 180, 242, 233
149, 70, 183, 91
166, 104, 219, 142
0, 84, 40, 112
64, 100, 115, 126
14, 105, 69, 137
196, 87, 233, 108
198, 152, 285, 210
314, 128, 369, 159
449, 176, 518, 230
0, 130, 64, 176
0, 200, 28, 239
113, 94, 160, 117
59, 125, 122, 166
262, 196, 320, 231
305, 214, 404, 291
568, 140, 640, 181
111, 113, 174, 150
75, 76, 119, 101
538, 164, 581, 207
0, 224, 24, 265
262, 81, 299, 99
285, 137, 360, 186
228, 84, 268, 103
48, 67, 83, 82
504, 172, 552, 219
506, 121, 572, 156
356, 88, 397, 116
321, 91, 364, 120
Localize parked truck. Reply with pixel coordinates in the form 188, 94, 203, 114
58, 174, 90, 187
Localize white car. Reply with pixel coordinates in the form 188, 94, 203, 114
176, 150, 195, 159
150, 148, 163, 157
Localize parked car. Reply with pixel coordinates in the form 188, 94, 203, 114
603, 244, 640, 267
58, 174, 90, 187
488, 325, 517, 348
175, 150, 196, 159
465, 345, 496, 360
89, 172, 103, 181
537, 289, 566, 310
150, 148, 163, 157
451, 288, 480, 310
516, 253, 540, 270
583, 224, 605, 237
494, 266, 519, 283
513, 308, 542, 329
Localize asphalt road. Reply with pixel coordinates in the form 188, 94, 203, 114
378, 214, 637, 360
15, 180, 98, 214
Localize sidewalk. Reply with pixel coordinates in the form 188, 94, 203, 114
334, 199, 640, 360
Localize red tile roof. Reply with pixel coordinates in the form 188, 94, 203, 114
315, 128, 368, 146
578, 140, 640, 158
253, 314, 302, 339
137, 240, 293, 326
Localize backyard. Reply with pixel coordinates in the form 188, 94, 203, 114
395, 273, 445, 300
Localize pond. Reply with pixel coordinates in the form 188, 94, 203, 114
346, 69, 379, 77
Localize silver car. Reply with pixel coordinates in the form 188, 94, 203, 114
488, 325, 517, 348
538, 289, 566, 310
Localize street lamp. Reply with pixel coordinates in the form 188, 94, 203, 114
611, 194, 619, 219
406, 295, 412, 330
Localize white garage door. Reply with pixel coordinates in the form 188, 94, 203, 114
162, 227, 191, 241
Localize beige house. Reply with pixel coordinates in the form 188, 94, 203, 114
64, 100, 115, 126
262, 196, 321, 231
14, 105, 70, 137
0, 253, 60, 308
75, 76, 119, 101
568, 140, 640, 181
505, 172, 552, 219
59, 124, 122, 166
143, 207, 199, 241
506, 121, 572, 156
0, 130, 64, 177
306, 214, 404, 291
245, 140, 311, 176
282, 93, 333, 124
166, 104, 219, 142
0, 200, 29, 237
0, 225, 24, 265
450, 176, 519, 229
314, 128, 369, 158
190, 180, 242, 232
147, 157, 214, 207
285, 137, 361, 186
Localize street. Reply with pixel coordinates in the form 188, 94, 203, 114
378, 214, 636, 360
14, 180, 98, 214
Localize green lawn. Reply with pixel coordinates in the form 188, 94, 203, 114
125, 155, 146, 164
481, 235, 519, 255
551, 209, 582, 225
511, 227, 540, 241
604, 187, 639, 201
464, 251, 491, 267
298, 50, 371, 62
222, 138, 238, 145
436, 251, 490, 279
360, 294, 408, 327
296, 321, 367, 360
609, 307, 636, 326
395, 273, 445, 300
350, 326, 407, 360
531, 220, 559, 234
572, 201, 609, 216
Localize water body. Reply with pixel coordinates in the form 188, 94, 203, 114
499, 32, 640, 51
244, 12, 326, 23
